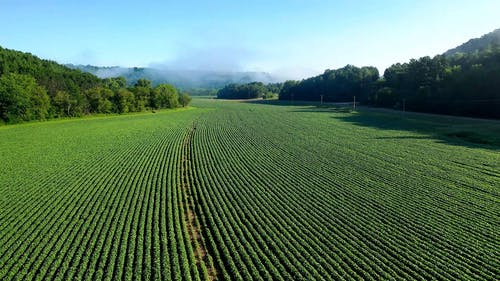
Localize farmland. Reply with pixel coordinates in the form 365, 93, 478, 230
0, 99, 499, 280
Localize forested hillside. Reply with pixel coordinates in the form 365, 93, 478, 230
0, 47, 191, 123
375, 48, 500, 117
0, 47, 101, 97
444, 28, 500, 56
276, 30, 500, 118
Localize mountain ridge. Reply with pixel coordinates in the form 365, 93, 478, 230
66, 64, 277, 90
444, 28, 500, 56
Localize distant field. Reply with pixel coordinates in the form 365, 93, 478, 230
0, 99, 498, 280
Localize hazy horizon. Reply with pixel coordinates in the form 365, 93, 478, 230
1, 0, 499, 79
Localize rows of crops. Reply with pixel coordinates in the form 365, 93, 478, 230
0, 100, 498, 280
0, 109, 209, 280
186, 100, 499, 280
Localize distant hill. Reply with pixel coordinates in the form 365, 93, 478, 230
444, 28, 500, 56
0, 46, 100, 97
67, 64, 277, 90
0, 46, 195, 123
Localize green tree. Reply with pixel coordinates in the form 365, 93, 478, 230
98, 88, 114, 113
153, 84, 179, 108
29, 85, 51, 120
115, 88, 135, 113
131, 79, 153, 110
103, 77, 127, 91
85, 87, 114, 113
217, 82, 268, 99
135, 78, 152, 88
133, 86, 149, 111
54, 91, 76, 117
0, 73, 50, 122
178, 93, 192, 107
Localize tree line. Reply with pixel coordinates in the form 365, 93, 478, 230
0, 46, 191, 123
216, 40, 499, 119
375, 47, 500, 117
217, 82, 281, 99
279, 46, 500, 118
279, 65, 379, 103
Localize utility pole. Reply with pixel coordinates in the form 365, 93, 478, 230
320, 95, 324, 105
353, 96, 356, 111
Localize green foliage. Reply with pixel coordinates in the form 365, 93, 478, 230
184, 88, 218, 97
217, 82, 267, 99
279, 65, 379, 103
217, 82, 282, 99
0, 46, 100, 97
0, 73, 50, 122
103, 77, 127, 91
178, 93, 192, 107
29, 84, 51, 120
131, 85, 150, 112
84, 87, 115, 114
279, 47, 500, 118
152, 84, 178, 109
114, 88, 135, 113
379, 48, 500, 118
372, 87, 397, 107
135, 78, 152, 88
444, 28, 500, 56
0, 47, 192, 122
54, 91, 75, 117
261, 92, 276, 99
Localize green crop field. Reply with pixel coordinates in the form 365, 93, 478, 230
0, 99, 499, 280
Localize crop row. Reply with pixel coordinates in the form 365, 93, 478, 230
0, 112, 204, 280
185, 101, 499, 280
0, 101, 498, 280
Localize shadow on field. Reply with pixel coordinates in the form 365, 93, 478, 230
373, 136, 430, 140
292, 107, 355, 114
244, 99, 356, 112
241, 99, 500, 150
243, 99, 310, 106
331, 111, 500, 150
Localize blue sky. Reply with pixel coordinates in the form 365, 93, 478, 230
1, 0, 499, 79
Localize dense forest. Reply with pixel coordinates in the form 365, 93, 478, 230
373, 48, 500, 117
0, 47, 191, 123
277, 47, 500, 118
279, 65, 379, 103
217, 82, 282, 99
216, 29, 500, 118
277, 29, 500, 119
